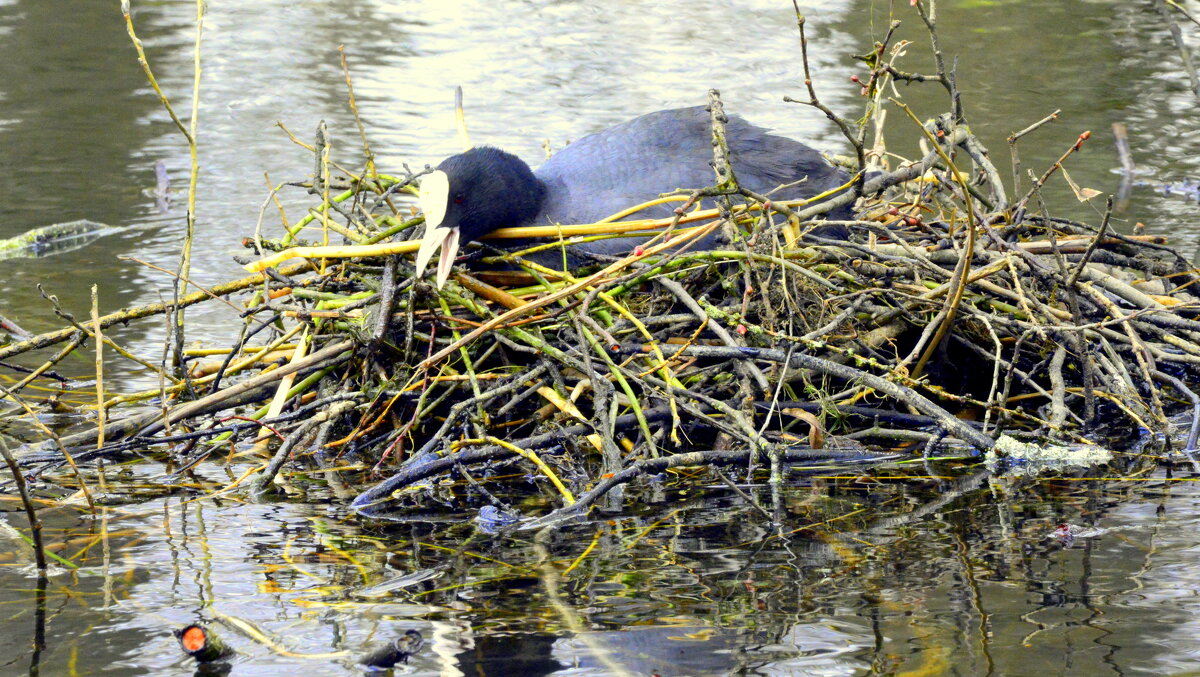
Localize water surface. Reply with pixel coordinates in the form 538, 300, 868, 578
1, 1, 1199, 674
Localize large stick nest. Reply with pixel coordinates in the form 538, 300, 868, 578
8, 89, 1200, 525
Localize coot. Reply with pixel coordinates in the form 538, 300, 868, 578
415, 106, 851, 287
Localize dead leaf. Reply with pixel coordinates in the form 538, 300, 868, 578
1062, 168, 1103, 202
781, 408, 825, 449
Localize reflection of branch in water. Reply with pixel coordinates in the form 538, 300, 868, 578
1112, 122, 1136, 213
533, 527, 636, 677
1157, 0, 1200, 98
861, 470, 990, 541
0, 220, 114, 261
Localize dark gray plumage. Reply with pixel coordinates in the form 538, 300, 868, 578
537, 106, 849, 242
415, 106, 851, 285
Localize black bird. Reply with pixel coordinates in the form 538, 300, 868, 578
415, 106, 852, 287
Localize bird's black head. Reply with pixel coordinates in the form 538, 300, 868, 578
436, 147, 544, 240
416, 146, 546, 287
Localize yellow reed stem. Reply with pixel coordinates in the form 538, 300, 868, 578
482, 436, 576, 505
244, 193, 830, 274
103, 322, 306, 408
597, 194, 693, 223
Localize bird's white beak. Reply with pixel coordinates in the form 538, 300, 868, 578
415, 170, 459, 289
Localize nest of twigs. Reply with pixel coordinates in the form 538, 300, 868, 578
7, 100, 1200, 526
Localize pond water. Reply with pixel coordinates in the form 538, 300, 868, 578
2, 0, 1200, 674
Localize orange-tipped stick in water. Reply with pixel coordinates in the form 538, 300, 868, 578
174, 624, 234, 663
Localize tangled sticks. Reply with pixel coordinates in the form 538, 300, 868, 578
277, 108, 1199, 517
6, 100, 1198, 525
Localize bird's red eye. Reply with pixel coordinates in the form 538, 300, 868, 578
453, 195, 464, 205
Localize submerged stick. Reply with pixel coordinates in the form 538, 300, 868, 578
525, 448, 899, 527
92, 286, 105, 449
0, 438, 47, 571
